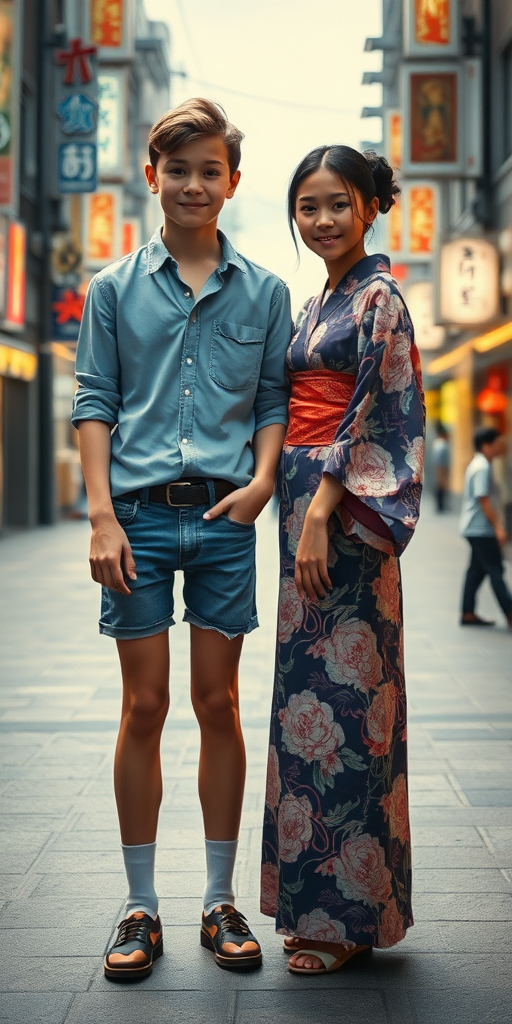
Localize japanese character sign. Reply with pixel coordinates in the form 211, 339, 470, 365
439, 238, 499, 325
54, 36, 98, 195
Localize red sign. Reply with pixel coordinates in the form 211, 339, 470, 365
5, 220, 26, 327
415, 0, 450, 45
409, 187, 435, 254
91, 0, 123, 47
56, 38, 97, 85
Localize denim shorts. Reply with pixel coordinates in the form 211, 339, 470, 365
99, 487, 258, 641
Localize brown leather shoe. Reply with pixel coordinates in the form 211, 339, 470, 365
104, 911, 163, 981
460, 613, 495, 626
200, 904, 262, 970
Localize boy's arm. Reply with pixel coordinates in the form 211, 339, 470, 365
204, 422, 285, 524
78, 420, 137, 594
205, 280, 291, 524
478, 495, 507, 546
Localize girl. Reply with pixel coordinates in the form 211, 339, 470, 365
261, 146, 425, 975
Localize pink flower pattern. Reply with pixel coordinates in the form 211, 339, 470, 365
278, 793, 313, 863
262, 255, 420, 950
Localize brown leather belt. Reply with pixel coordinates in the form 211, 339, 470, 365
114, 478, 237, 508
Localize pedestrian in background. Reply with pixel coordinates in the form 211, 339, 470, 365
261, 145, 425, 975
460, 426, 512, 629
432, 421, 450, 512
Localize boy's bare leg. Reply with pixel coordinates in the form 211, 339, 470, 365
191, 624, 262, 967
190, 625, 246, 839
114, 631, 170, 844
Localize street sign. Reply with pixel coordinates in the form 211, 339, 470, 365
58, 142, 97, 193
54, 38, 98, 196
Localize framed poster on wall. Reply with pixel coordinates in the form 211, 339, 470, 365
401, 63, 462, 176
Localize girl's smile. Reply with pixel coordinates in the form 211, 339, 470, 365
294, 163, 378, 288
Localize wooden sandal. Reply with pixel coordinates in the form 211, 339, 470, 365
288, 943, 372, 975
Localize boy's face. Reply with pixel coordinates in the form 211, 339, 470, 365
145, 136, 240, 230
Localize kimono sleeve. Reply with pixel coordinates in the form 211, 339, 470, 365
323, 279, 425, 556
70, 276, 121, 428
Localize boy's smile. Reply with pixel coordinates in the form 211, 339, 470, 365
145, 137, 240, 233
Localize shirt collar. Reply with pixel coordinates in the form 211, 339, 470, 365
144, 226, 246, 276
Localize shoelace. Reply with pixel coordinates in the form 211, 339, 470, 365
113, 917, 151, 948
219, 909, 250, 936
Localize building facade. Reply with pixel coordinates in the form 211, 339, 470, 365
0, 0, 171, 532
363, 0, 512, 527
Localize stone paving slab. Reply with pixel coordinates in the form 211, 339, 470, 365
1, 506, 512, 1023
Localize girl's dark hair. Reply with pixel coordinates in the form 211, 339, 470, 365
287, 145, 400, 247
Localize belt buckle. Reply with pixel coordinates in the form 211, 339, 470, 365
165, 482, 194, 507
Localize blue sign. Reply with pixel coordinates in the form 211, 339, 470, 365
57, 93, 97, 135
51, 285, 84, 341
58, 142, 97, 193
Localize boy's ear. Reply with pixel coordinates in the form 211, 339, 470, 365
226, 170, 241, 199
145, 164, 159, 193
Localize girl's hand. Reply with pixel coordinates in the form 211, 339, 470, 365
295, 510, 332, 601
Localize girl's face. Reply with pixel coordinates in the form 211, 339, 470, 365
294, 164, 378, 274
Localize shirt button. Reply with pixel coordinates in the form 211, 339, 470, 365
182, 438, 188, 445
184, 389, 191, 396
184, 291, 191, 298
186, 357, 193, 365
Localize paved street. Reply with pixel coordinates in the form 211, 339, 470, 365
1, 501, 512, 1024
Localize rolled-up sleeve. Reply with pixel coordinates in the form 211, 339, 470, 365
71, 276, 121, 428
253, 281, 291, 430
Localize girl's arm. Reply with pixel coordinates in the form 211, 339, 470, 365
294, 473, 345, 600
78, 420, 137, 594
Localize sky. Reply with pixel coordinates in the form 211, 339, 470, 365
144, 0, 383, 313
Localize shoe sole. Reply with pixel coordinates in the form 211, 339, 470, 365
104, 937, 163, 981
200, 928, 262, 970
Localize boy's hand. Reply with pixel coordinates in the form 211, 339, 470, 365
204, 479, 274, 526
89, 512, 137, 594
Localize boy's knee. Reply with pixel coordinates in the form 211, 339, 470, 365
124, 688, 169, 736
192, 686, 238, 729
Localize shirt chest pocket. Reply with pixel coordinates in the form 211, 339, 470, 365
210, 319, 266, 391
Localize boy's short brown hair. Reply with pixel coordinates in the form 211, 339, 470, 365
148, 97, 244, 175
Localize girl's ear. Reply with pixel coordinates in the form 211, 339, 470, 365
366, 196, 379, 224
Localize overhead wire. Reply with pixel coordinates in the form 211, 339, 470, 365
181, 76, 361, 116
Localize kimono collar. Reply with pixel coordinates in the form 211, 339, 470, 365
328, 254, 391, 298
312, 253, 391, 326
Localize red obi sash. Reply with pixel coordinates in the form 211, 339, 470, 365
285, 369, 356, 446
285, 368, 394, 545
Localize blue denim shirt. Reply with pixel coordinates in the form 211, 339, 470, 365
71, 228, 291, 495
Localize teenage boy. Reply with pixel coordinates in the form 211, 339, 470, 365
72, 98, 291, 977
460, 426, 512, 629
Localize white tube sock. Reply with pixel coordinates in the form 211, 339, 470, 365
203, 839, 238, 915
121, 842, 158, 920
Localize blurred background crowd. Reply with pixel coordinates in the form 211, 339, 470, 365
0, 0, 511, 535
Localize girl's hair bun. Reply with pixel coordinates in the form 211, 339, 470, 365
363, 150, 400, 214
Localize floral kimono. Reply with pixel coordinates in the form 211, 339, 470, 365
261, 254, 425, 950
